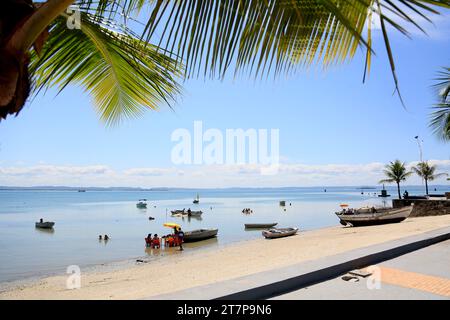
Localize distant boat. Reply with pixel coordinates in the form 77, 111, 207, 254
335, 205, 413, 227
279, 201, 286, 206
183, 228, 218, 242
78, 189, 86, 192
262, 228, 298, 239
245, 223, 278, 229
378, 184, 391, 197
193, 193, 200, 204
171, 209, 202, 217
136, 199, 147, 209
35, 221, 55, 229
187, 210, 202, 217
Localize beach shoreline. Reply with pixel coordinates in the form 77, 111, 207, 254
1, 215, 450, 300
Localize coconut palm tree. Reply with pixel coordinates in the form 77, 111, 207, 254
379, 160, 412, 199
430, 67, 450, 141
412, 161, 448, 195
1, 1, 449, 124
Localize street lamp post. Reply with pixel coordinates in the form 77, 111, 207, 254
414, 136, 423, 163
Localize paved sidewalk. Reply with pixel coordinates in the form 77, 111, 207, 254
273, 240, 450, 300
148, 226, 450, 300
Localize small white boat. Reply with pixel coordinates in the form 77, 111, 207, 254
335, 205, 413, 227
262, 228, 298, 239
35, 221, 55, 229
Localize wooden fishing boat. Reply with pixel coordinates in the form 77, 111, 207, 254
187, 210, 202, 216
335, 205, 413, 227
183, 228, 218, 242
35, 221, 55, 229
262, 227, 298, 239
245, 223, 278, 229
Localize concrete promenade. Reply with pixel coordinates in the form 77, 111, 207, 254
149, 226, 450, 300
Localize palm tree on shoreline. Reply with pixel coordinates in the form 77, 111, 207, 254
412, 161, 448, 195
379, 160, 412, 199
1, 1, 449, 124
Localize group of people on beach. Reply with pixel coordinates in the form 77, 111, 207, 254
145, 227, 185, 251
242, 208, 253, 214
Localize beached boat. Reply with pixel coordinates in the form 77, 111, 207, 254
171, 209, 185, 215
245, 223, 278, 229
262, 228, 298, 239
136, 199, 147, 209
35, 221, 55, 229
183, 228, 218, 242
335, 205, 413, 227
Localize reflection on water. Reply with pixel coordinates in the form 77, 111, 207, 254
35, 227, 55, 235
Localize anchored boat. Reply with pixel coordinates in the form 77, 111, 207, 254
335, 205, 413, 227
193, 193, 200, 204
35, 220, 55, 229
245, 223, 278, 229
183, 228, 218, 242
136, 199, 147, 209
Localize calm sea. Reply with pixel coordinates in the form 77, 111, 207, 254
0, 186, 446, 284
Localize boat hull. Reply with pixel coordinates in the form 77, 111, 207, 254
35, 222, 55, 229
336, 205, 412, 227
262, 228, 298, 239
183, 228, 218, 242
245, 223, 278, 229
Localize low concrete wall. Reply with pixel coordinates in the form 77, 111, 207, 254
393, 199, 450, 217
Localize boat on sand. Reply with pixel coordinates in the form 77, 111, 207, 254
335, 205, 413, 227
262, 228, 298, 239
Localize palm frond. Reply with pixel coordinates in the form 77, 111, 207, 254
29, 12, 182, 125
139, 0, 373, 79
413, 161, 448, 180
430, 67, 450, 140
138, 1, 449, 85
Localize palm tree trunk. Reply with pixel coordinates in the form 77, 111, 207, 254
425, 178, 429, 195
397, 182, 401, 199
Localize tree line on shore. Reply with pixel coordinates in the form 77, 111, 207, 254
380, 160, 448, 199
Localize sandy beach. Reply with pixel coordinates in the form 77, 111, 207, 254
1, 215, 450, 300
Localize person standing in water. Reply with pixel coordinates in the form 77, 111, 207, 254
175, 227, 184, 251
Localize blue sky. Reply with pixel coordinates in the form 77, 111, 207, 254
0, 10, 449, 187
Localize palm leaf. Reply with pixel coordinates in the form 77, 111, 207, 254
430, 67, 450, 140
138, 1, 449, 81
29, 12, 182, 125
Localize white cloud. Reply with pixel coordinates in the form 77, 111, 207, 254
0, 160, 449, 188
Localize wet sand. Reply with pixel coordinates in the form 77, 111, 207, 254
1, 215, 450, 300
